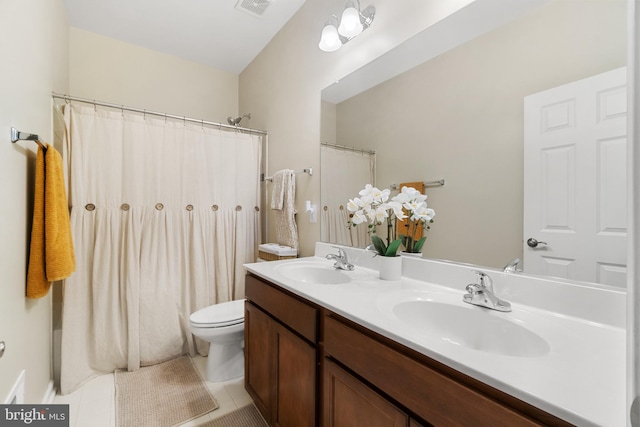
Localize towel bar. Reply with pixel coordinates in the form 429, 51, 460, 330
390, 179, 445, 190
11, 127, 47, 151
263, 168, 313, 182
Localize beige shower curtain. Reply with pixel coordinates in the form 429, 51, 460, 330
59, 104, 261, 394
320, 145, 375, 247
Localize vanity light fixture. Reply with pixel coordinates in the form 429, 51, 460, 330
318, 0, 375, 52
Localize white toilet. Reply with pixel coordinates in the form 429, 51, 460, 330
189, 299, 245, 382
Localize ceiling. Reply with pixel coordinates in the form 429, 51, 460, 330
322, 0, 551, 103
63, 0, 308, 74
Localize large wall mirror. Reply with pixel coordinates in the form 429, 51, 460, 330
320, 0, 628, 287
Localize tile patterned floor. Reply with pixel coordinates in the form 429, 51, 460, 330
52, 356, 254, 427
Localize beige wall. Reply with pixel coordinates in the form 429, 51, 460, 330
69, 28, 239, 123
0, 0, 69, 403
334, 0, 626, 268
240, 0, 475, 256
320, 101, 337, 145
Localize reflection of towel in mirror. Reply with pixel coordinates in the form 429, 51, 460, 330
27, 144, 76, 299
270, 170, 298, 249
397, 181, 425, 241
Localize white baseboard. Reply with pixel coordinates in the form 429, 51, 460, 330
42, 380, 56, 404
3, 370, 25, 404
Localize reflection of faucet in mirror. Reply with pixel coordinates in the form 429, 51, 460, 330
463, 271, 511, 313
503, 258, 521, 273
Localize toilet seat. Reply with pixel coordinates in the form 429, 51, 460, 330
190, 299, 245, 328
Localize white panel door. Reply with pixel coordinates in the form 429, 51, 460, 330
523, 67, 627, 287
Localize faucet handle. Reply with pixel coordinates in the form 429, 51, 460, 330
472, 270, 493, 290
465, 283, 482, 294
332, 246, 348, 260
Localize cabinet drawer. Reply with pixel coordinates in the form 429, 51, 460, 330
324, 315, 544, 427
324, 359, 408, 427
246, 274, 318, 343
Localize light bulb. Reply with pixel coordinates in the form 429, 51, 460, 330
338, 5, 363, 38
318, 23, 342, 52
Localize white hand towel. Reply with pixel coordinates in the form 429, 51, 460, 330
271, 169, 298, 249
270, 169, 294, 210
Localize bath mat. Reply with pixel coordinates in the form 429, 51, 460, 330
200, 404, 268, 427
114, 356, 218, 427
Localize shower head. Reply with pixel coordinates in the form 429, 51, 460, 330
226, 113, 252, 127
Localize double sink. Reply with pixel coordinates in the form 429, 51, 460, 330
274, 260, 550, 358
247, 249, 626, 426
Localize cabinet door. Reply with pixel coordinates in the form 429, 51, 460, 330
273, 321, 316, 427
245, 302, 273, 420
323, 359, 408, 427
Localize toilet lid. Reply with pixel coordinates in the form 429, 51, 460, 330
190, 299, 245, 327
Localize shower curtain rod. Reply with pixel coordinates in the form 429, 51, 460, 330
321, 142, 375, 155
51, 92, 268, 136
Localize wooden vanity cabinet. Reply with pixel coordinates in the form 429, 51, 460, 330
323, 313, 573, 427
245, 273, 573, 427
245, 274, 318, 427
323, 358, 414, 427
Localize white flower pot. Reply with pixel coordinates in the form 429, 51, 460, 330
399, 251, 423, 258
378, 255, 402, 281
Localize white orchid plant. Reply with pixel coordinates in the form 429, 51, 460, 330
347, 184, 435, 256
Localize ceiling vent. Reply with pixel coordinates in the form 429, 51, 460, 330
235, 0, 272, 17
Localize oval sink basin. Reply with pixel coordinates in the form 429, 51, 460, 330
275, 262, 351, 285
394, 300, 550, 357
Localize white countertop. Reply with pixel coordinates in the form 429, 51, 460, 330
244, 244, 626, 426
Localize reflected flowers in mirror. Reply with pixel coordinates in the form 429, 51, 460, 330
393, 186, 435, 254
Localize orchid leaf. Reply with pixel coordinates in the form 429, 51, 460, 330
371, 235, 387, 256
385, 239, 402, 257
413, 236, 427, 253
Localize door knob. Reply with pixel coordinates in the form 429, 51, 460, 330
527, 238, 547, 248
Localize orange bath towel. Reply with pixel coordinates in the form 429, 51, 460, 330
26, 143, 76, 299
396, 181, 425, 242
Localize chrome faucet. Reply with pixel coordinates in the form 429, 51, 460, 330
503, 257, 521, 273
463, 270, 511, 312
326, 247, 354, 271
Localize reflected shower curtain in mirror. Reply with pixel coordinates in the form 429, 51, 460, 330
59, 104, 261, 394
321, 145, 374, 247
